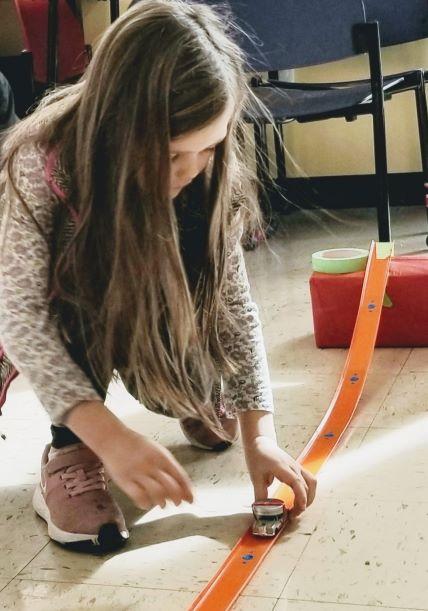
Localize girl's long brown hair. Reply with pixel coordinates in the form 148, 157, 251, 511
1, 0, 263, 429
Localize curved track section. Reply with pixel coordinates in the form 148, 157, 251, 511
189, 241, 393, 611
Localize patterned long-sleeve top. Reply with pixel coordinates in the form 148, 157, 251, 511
0, 143, 274, 425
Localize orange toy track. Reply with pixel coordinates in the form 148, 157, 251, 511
189, 241, 393, 611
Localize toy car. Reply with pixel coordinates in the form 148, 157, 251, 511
251, 499, 287, 537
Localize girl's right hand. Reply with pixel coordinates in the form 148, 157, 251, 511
99, 428, 194, 510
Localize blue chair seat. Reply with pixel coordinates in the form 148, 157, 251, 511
249, 76, 403, 121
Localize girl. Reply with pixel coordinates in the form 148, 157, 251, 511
0, 0, 316, 552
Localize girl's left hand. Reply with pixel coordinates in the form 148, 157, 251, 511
244, 435, 317, 518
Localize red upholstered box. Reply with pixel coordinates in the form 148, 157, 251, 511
310, 256, 428, 348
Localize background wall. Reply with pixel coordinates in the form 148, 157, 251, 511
80, 0, 130, 44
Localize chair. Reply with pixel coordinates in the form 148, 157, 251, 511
363, 0, 428, 235
44, 0, 119, 85
211, 0, 428, 243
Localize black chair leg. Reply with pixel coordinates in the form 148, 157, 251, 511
414, 73, 428, 242
268, 70, 287, 184
372, 110, 390, 242
274, 122, 287, 183
110, 0, 120, 22
268, 71, 287, 184
364, 22, 391, 242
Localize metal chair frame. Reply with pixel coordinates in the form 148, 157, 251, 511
251, 19, 428, 243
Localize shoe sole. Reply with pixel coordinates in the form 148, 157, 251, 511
33, 484, 108, 546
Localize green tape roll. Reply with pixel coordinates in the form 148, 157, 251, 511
312, 248, 369, 274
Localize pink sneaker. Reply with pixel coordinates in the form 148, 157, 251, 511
179, 416, 239, 451
33, 443, 129, 552
179, 391, 240, 451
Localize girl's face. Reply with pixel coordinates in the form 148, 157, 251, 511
169, 102, 234, 198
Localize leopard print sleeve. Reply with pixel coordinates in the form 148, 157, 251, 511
0, 143, 103, 425
218, 232, 274, 416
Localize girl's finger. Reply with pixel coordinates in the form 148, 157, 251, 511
164, 461, 194, 503
140, 475, 168, 509
275, 466, 308, 516
289, 482, 308, 517
125, 480, 152, 510
253, 479, 269, 501
290, 463, 309, 487
156, 469, 188, 506
294, 470, 309, 491
288, 462, 310, 496
289, 463, 302, 477
301, 468, 317, 507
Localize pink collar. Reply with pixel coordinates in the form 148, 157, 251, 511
44, 150, 80, 223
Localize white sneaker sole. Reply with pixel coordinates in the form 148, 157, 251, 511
32, 484, 100, 545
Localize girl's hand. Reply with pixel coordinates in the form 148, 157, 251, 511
99, 428, 194, 510
65, 400, 194, 510
244, 435, 317, 518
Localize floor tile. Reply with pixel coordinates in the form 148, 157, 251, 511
17, 425, 324, 598
319, 424, 428, 503
371, 373, 428, 428
238, 498, 328, 599
275, 601, 423, 611
401, 348, 428, 373
252, 270, 312, 318
0, 418, 49, 487
0, 487, 49, 580
262, 303, 410, 377
19, 501, 313, 597
231, 596, 277, 610
270, 371, 393, 429
0, 579, 194, 610
0, 390, 52, 583
0, 583, 278, 611
0, 384, 49, 423
282, 497, 428, 608
274, 425, 317, 458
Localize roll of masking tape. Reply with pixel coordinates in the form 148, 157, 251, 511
312, 248, 369, 274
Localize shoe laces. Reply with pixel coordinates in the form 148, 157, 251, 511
61, 461, 106, 497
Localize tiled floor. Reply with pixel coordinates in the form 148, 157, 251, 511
1, 205, 428, 610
